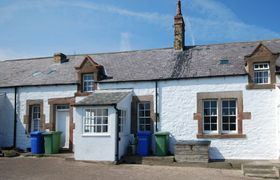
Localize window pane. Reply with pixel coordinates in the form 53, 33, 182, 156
144, 103, 150, 110
223, 124, 229, 131
230, 124, 236, 131
230, 116, 236, 123
204, 117, 210, 124
204, 101, 210, 108
204, 124, 210, 131
102, 126, 108, 133
211, 124, 217, 131
211, 117, 217, 123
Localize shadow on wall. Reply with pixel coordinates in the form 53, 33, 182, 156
209, 147, 225, 161
0, 95, 14, 148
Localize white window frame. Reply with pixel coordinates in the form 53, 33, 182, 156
31, 105, 41, 132
253, 63, 270, 84
83, 74, 94, 92
203, 99, 218, 134
119, 110, 126, 133
137, 102, 151, 132
83, 108, 109, 136
221, 99, 238, 134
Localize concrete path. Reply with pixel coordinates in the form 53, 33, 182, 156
0, 157, 270, 180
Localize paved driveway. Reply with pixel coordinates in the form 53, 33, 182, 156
0, 157, 266, 180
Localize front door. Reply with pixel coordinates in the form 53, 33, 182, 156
56, 105, 70, 149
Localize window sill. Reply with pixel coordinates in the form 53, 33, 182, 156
82, 133, 110, 137
197, 134, 246, 139
246, 83, 275, 90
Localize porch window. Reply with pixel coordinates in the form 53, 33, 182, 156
83, 74, 94, 92
138, 102, 151, 131
31, 105, 41, 132
253, 63, 270, 84
83, 108, 108, 134
119, 110, 126, 133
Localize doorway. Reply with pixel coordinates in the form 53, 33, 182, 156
56, 105, 70, 149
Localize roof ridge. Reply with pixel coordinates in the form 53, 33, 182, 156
1, 38, 279, 62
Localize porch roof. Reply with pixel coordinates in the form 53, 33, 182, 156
74, 91, 131, 106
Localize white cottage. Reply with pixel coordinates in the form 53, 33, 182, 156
0, 0, 280, 162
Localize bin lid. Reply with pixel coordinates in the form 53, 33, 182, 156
137, 131, 152, 136
30, 131, 43, 135
42, 132, 54, 136
53, 131, 62, 134
155, 132, 170, 136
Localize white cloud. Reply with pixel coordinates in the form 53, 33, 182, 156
186, 0, 280, 43
0, 0, 278, 47
120, 32, 132, 51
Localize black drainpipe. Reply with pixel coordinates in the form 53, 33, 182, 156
113, 104, 120, 164
13, 87, 17, 148
155, 81, 158, 132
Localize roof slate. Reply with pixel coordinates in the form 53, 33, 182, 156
0, 39, 280, 87
75, 91, 131, 106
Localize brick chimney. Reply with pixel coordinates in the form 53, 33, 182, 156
53, 53, 68, 63
174, 0, 185, 51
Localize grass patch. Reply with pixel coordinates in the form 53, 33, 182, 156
2, 150, 20, 157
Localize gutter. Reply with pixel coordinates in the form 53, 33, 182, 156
13, 87, 17, 148
98, 74, 248, 84
113, 104, 120, 165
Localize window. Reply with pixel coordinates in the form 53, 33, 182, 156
119, 110, 126, 133
253, 63, 270, 84
83, 108, 108, 134
83, 74, 94, 92
202, 99, 237, 134
203, 100, 218, 133
31, 105, 41, 132
138, 102, 151, 131
222, 100, 237, 132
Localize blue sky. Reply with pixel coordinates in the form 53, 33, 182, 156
0, 0, 279, 60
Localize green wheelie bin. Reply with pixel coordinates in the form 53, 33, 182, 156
155, 132, 170, 156
43, 131, 62, 154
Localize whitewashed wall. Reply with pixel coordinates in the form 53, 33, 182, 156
99, 76, 280, 160
0, 88, 15, 147
117, 93, 132, 159
15, 85, 76, 150
74, 106, 116, 161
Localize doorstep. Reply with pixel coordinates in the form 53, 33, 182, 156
22, 152, 74, 160
122, 155, 248, 170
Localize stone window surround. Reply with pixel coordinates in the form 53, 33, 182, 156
194, 91, 251, 139
48, 97, 75, 151
75, 56, 103, 96
245, 44, 279, 90
23, 99, 45, 134
131, 95, 155, 134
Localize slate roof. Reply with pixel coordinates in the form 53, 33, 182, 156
75, 91, 131, 106
0, 39, 280, 87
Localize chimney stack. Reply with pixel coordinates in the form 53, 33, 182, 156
54, 53, 68, 63
174, 0, 185, 51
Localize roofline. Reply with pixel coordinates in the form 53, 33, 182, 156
73, 103, 116, 107
0, 74, 250, 88
2, 39, 279, 62
0, 83, 77, 89
98, 74, 249, 84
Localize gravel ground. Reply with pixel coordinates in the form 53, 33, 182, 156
0, 157, 266, 180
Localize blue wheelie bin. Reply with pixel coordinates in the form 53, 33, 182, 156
137, 132, 152, 156
30, 131, 44, 154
